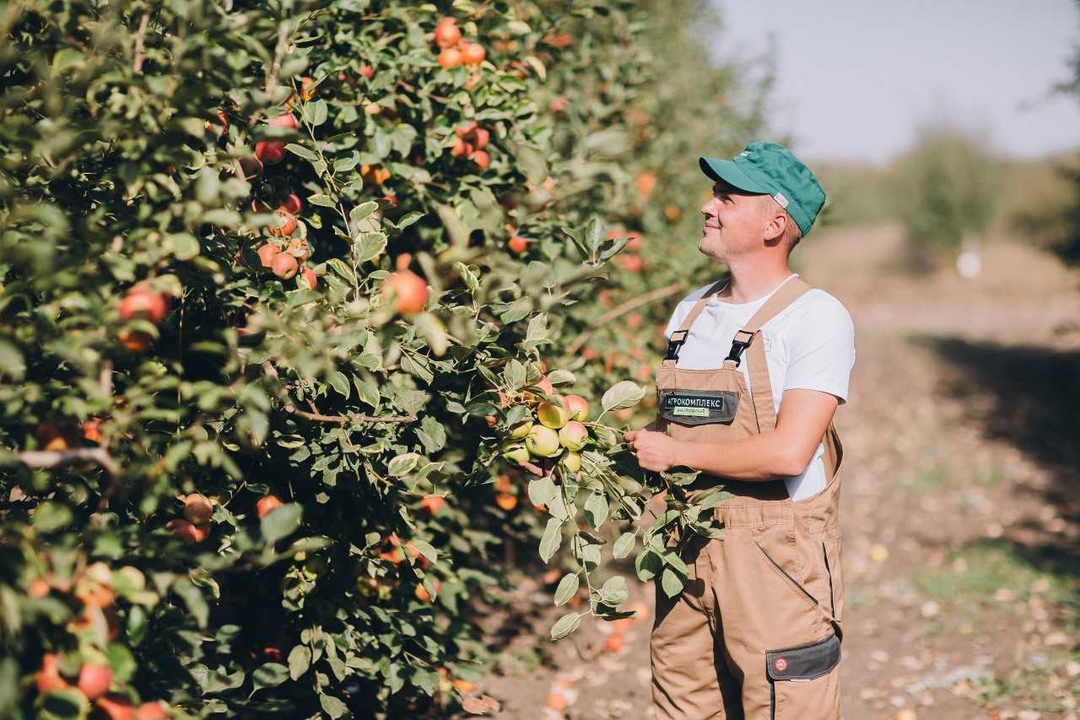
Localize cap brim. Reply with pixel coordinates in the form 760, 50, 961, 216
699, 157, 773, 194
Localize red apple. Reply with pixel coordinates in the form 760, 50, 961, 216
269, 112, 299, 130
256, 494, 284, 519
255, 140, 285, 165
182, 494, 213, 525
118, 290, 167, 325
76, 663, 112, 700
270, 253, 298, 279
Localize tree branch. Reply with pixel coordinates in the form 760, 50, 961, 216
18, 448, 120, 478
132, 13, 149, 75
566, 281, 688, 356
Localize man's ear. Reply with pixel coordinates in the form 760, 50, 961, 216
764, 210, 787, 242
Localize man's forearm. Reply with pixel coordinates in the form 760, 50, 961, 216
676, 431, 800, 481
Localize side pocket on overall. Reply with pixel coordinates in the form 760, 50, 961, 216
766, 634, 842, 720
822, 531, 845, 626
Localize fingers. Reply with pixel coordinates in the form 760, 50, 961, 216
623, 430, 637, 444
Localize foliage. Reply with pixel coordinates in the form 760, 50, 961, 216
1048, 2, 1080, 265
888, 121, 1000, 259
0, 0, 765, 718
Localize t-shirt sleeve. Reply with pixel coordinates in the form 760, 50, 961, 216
783, 299, 856, 404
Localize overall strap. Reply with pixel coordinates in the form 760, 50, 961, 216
726, 276, 813, 432
661, 276, 730, 367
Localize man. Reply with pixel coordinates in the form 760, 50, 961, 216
624, 141, 855, 719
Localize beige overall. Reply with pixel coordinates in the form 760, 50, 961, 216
650, 276, 845, 720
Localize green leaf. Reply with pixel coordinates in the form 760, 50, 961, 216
539, 518, 562, 563
598, 576, 628, 606
172, 578, 209, 628
408, 538, 438, 565
288, 645, 311, 680
38, 687, 89, 719
601, 381, 645, 412
583, 492, 608, 527
527, 476, 557, 507
550, 611, 582, 640
306, 99, 328, 127
0, 339, 25, 381
388, 453, 420, 477
32, 502, 73, 533
286, 143, 319, 162
170, 233, 200, 260
261, 503, 302, 544
353, 232, 387, 263
308, 193, 336, 208
349, 201, 378, 223
435, 203, 469, 247
252, 663, 289, 692
546, 369, 575, 386
634, 549, 662, 582
613, 532, 636, 559
319, 693, 349, 719
106, 643, 137, 684
552, 572, 579, 607
454, 262, 480, 294
661, 567, 686, 598
327, 371, 350, 398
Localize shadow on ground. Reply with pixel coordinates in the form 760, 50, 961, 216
918, 335, 1080, 582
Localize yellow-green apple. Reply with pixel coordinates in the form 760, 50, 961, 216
525, 425, 561, 457
564, 395, 589, 422
558, 421, 587, 451
537, 400, 569, 429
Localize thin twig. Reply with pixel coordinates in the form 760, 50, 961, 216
98, 361, 112, 398
132, 13, 149, 75
18, 448, 120, 478
283, 404, 416, 425
566, 281, 688, 356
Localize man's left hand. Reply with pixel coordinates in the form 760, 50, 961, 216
624, 429, 680, 472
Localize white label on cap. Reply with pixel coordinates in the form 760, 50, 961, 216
739, 151, 752, 157
773, 191, 789, 208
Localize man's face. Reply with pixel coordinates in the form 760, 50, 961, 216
697, 182, 771, 262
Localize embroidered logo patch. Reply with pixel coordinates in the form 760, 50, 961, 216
657, 389, 738, 427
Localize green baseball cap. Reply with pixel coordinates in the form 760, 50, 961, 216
699, 141, 826, 236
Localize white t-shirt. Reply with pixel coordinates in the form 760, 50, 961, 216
663, 274, 855, 500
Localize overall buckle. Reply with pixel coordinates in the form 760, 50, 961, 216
725, 330, 755, 366
665, 329, 689, 361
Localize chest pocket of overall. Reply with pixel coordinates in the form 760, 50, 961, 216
657, 389, 740, 427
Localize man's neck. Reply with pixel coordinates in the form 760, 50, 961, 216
720, 260, 796, 304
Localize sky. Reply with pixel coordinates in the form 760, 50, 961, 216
712, 0, 1080, 164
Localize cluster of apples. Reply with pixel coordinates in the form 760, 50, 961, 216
251, 193, 319, 289
30, 564, 168, 718
165, 493, 214, 544
234, 111, 301, 181
116, 280, 170, 354
35, 651, 167, 718
451, 121, 491, 170
500, 378, 592, 474
433, 17, 486, 69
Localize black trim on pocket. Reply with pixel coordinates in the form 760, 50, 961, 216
822, 541, 836, 618
754, 541, 818, 607
766, 634, 841, 682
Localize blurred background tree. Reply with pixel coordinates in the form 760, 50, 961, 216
888, 120, 1000, 271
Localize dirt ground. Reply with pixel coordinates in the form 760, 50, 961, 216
472, 224, 1080, 720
